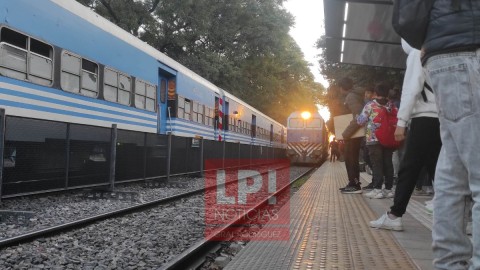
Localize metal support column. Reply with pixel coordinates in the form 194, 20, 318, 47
65, 123, 70, 189
109, 124, 117, 192
0, 109, 5, 202
249, 144, 253, 168
142, 133, 147, 180
167, 132, 172, 181
238, 142, 241, 168
200, 138, 204, 177
222, 139, 226, 169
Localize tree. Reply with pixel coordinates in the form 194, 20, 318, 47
75, 0, 323, 124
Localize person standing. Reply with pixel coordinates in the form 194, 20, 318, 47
369, 39, 441, 231
362, 88, 375, 186
415, 1, 480, 268
337, 77, 364, 194
357, 83, 396, 199
329, 138, 340, 162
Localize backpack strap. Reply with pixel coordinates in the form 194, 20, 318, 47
421, 82, 433, 102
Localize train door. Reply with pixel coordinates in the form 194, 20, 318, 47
215, 96, 223, 141
251, 115, 256, 140
224, 101, 229, 138
159, 65, 177, 134
157, 77, 167, 133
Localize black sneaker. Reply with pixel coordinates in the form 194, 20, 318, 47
362, 183, 374, 191
339, 184, 351, 191
341, 185, 362, 194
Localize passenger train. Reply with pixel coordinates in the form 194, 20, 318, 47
0, 0, 287, 196
286, 111, 329, 165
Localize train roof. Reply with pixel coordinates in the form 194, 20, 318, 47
223, 91, 284, 127
50, 0, 284, 127
50, 0, 220, 93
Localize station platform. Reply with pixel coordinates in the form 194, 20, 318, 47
225, 161, 434, 270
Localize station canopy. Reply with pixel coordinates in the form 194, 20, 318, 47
323, 0, 406, 69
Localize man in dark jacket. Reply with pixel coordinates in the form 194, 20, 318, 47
338, 77, 364, 194
398, 1, 480, 269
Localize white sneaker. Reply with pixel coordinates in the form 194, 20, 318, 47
373, 190, 385, 199
365, 189, 382, 199
425, 200, 433, 214
370, 212, 403, 231
384, 189, 394, 198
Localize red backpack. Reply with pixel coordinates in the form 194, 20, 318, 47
374, 105, 401, 149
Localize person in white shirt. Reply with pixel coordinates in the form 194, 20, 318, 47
370, 39, 441, 231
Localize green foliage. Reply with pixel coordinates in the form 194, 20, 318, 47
75, 0, 324, 124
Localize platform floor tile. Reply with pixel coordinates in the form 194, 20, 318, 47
225, 162, 419, 270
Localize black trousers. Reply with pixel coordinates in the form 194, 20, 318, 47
344, 137, 363, 185
390, 117, 442, 217
368, 144, 394, 190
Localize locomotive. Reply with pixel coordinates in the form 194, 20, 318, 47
286, 111, 328, 165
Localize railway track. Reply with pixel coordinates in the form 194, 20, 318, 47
0, 163, 308, 250
160, 166, 317, 270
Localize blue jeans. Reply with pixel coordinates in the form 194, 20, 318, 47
425, 50, 480, 270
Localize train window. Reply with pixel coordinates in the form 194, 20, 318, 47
229, 116, 235, 132
192, 102, 203, 124
177, 96, 185, 119
184, 99, 191, 120
30, 38, 51, 58
205, 107, 214, 127
104, 67, 131, 105
61, 51, 98, 97
198, 104, 204, 124
0, 27, 53, 86
1, 28, 27, 49
306, 118, 321, 128
289, 118, 304, 128
134, 78, 156, 112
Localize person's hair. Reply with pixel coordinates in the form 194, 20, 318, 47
338, 77, 353, 91
374, 82, 390, 98
388, 87, 400, 100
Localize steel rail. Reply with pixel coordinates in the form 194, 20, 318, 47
159, 166, 317, 270
0, 163, 292, 249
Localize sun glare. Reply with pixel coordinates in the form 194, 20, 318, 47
317, 105, 330, 121
301, 111, 312, 120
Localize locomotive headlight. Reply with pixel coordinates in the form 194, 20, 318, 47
301, 111, 311, 120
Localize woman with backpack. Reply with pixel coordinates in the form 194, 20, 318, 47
356, 82, 398, 199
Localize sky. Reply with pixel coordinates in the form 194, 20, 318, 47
283, 0, 328, 88
283, 0, 330, 121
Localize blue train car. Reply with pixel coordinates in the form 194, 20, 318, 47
286, 111, 328, 165
0, 0, 286, 142
0, 0, 287, 196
